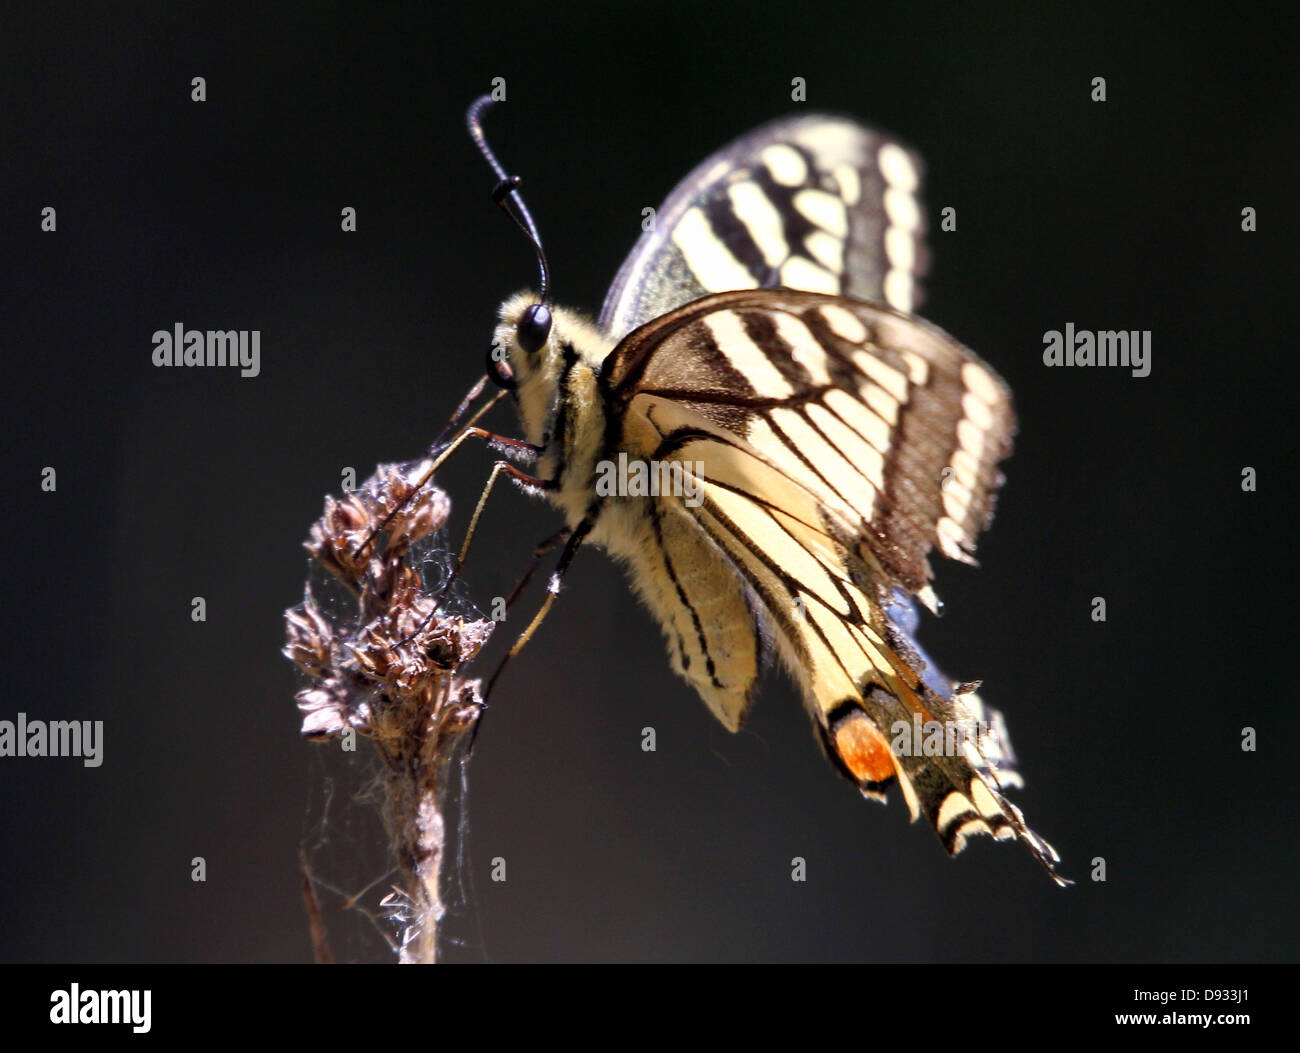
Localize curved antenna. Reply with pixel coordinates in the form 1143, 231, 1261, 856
466, 95, 551, 305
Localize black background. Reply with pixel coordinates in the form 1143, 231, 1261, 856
1, 2, 1295, 963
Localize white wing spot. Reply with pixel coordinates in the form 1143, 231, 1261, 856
793, 189, 848, 238
861, 384, 898, 428
942, 487, 971, 523
879, 143, 919, 192
917, 584, 942, 614
883, 270, 914, 312
826, 387, 892, 451
727, 181, 788, 268
852, 350, 910, 403
936, 515, 967, 555
761, 144, 807, 187
895, 766, 921, 821
951, 448, 980, 488
970, 779, 1003, 819
672, 206, 755, 292
772, 311, 831, 384
937, 793, 972, 833
780, 255, 839, 293
956, 418, 987, 462
804, 230, 844, 274
790, 122, 868, 160
832, 163, 861, 206
700, 158, 732, 184
882, 170, 919, 313
818, 304, 867, 344
962, 361, 1003, 405
702, 311, 796, 397
884, 226, 915, 273
962, 390, 994, 431
952, 818, 993, 853
902, 351, 929, 385
943, 474, 975, 512
884, 186, 921, 231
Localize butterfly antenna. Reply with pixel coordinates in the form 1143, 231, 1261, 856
466, 95, 552, 305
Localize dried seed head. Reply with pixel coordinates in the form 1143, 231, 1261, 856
306, 493, 375, 588
282, 593, 334, 676
285, 463, 494, 965
285, 467, 492, 744
295, 679, 370, 740
370, 461, 450, 548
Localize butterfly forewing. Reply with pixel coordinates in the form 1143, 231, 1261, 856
604, 290, 1012, 590
599, 115, 928, 339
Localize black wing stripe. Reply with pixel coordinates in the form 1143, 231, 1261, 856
694, 495, 922, 741
797, 405, 885, 497
648, 425, 852, 552
694, 501, 869, 694
739, 309, 813, 388
703, 191, 774, 287
650, 502, 725, 689
761, 410, 865, 519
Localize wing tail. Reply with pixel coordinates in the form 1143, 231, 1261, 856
817, 644, 1069, 885
613, 327, 1065, 884
677, 455, 1070, 885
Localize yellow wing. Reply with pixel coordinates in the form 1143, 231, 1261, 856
602, 289, 1066, 882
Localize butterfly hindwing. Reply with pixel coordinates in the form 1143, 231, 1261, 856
599, 114, 928, 340
612, 497, 764, 732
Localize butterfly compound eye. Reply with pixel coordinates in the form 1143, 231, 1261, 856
517, 303, 552, 353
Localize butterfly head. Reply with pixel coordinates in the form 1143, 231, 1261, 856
486, 294, 550, 392
488, 291, 612, 456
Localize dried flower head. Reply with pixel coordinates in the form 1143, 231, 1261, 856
284, 460, 493, 962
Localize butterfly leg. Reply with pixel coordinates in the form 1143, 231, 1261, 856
396, 459, 553, 650
503, 526, 572, 611
482, 517, 593, 703
428, 373, 490, 454
354, 422, 540, 560
429, 458, 554, 605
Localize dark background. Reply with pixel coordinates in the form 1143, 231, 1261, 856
2, 2, 1295, 963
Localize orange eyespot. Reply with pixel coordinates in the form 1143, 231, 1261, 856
833, 712, 897, 785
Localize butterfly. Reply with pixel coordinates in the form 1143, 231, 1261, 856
430, 97, 1067, 885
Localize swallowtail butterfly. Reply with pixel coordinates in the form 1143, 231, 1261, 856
430, 97, 1066, 885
